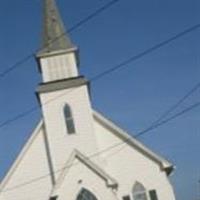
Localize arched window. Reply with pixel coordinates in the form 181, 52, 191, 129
77, 188, 98, 200
133, 182, 148, 200
64, 104, 75, 134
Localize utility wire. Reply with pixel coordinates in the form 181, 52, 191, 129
100, 100, 200, 162
40, 0, 121, 53
1, 100, 200, 194
141, 81, 200, 132
0, 0, 121, 78
0, 22, 200, 192
0, 0, 199, 195
0, 55, 34, 78
0, 24, 200, 130
134, 101, 200, 138
90, 23, 200, 81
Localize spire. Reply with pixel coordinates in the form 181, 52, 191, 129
39, 0, 75, 55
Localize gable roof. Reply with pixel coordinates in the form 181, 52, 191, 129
93, 110, 174, 175
51, 149, 118, 196
0, 110, 174, 194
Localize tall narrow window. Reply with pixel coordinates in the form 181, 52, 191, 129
77, 188, 98, 200
133, 182, 148, 200
64, 104, 75, 134
149, 190, 158, 200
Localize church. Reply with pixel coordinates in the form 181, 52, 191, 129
0, 0, 176, 200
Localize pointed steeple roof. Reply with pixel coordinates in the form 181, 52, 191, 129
39, 0, 75, 55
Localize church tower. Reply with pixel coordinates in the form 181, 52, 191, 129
36, 0, 98, 177
37, 0, 79, 81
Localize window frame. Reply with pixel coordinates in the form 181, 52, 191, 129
63, 104, 76, 134
76, 188, 98, 200
149, 190, 158, 200
132, 182, 148, 200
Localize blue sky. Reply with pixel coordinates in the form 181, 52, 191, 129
0, 0, 199, 199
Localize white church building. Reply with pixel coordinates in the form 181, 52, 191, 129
0, 0, 176, 200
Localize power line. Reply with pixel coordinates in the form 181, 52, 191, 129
140, 81, 200, 133
134, 101, 200, 138
1, 100, 200, 194
0, 23, 200, 130
99, 100, 200, 165
0, 0, 199, 196
0, 55, 34, 78
90, 23, 200, 81
0, 0, 121, 78
0, 21, 200, 193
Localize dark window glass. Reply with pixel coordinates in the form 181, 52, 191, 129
77, 189, 97, 200
50, 196, 58, 200
149, 190, 158, 200
64, 104, 75, 134
122, 195, 131, 200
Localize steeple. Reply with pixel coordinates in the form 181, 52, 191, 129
39, 0, 75, 55
36, 0, 79, 83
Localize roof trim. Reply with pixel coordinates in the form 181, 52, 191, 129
36, 76, 88, 94
36, 46, 78, 59
0, 120, 44, 192
93, 110, 174, 175
51, 150, 118, 196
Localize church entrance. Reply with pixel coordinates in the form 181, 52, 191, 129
77, 188, 98, 200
